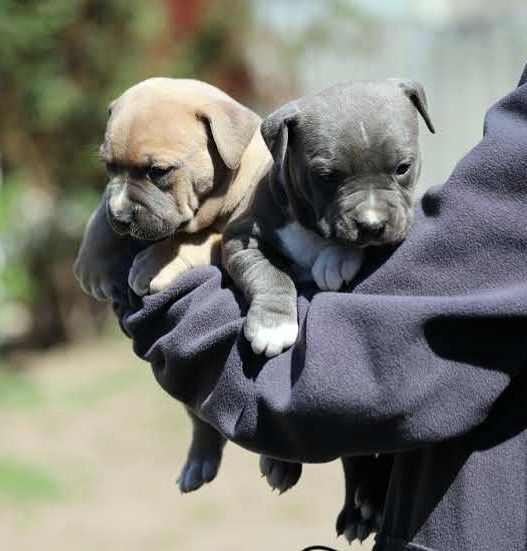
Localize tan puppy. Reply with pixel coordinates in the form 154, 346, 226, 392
75, 78, 271, 492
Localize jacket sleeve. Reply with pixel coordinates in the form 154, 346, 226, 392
113, 74, 527, 463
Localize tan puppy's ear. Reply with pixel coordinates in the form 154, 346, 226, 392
198, 101, 261, 170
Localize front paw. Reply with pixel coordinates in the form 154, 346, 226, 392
74, 257, 115, 301
148, 257, 190, 294
259, 456, 302, 494
243, 299, 298, 357
74, 244, 117, 301
128, 239, 192, 296
128, 246, 158, 296
128, 241, 182, 296
311, 246, 363, 291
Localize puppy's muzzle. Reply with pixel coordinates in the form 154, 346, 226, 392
107, 202, 132, 235
353, 208, 388, 240
332, 207, 387, 241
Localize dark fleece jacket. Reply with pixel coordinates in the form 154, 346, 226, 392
112, 65, 527, 551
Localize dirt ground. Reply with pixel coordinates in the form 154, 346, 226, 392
1, 337, 373, 551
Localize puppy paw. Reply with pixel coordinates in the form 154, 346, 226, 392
128, 241, 182, 296
336, 500, 375, 543
148, 257, 190, 294
337, 455, 392, 542
76, 267, 114, 301
245, 323, 298, 357
177, 451, 222, 494
243, 304, 298, 357
259, 456, 302, 494
352, 467, 387, 534
74, 245, 118, 301
128, 246, 158, 296
311, 246, 363, 291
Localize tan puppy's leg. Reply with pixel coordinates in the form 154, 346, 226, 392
178, 409, 226, 493
128, 231, 222, 296
74, 191, 128, 301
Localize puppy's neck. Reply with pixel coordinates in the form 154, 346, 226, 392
184, 127, 272, 234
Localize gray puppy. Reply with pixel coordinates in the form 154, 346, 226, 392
222, 79, 434, 540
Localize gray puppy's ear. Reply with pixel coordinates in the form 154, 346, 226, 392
198, 100, 261, 170
392, 79, 435, 134
260, 101, 300, 166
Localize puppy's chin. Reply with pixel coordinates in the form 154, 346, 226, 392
354, 236, 394, 248
353, 223, 411, 248
322, 222, 410, 248
108, 217, 132, 236
106, 212, 175, 240
129, 221, 176, 241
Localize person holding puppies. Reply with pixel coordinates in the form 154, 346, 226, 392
79, 64, 527, 551
76, 75, 435, 540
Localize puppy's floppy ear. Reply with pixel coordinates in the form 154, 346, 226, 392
260, 101, 300, 167
392, 79, 435, 134
198, 100, 261, 170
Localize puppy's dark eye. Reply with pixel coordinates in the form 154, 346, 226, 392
147, 166, 172, 181
395, 162, 412, 176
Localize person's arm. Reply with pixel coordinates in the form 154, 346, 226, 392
75, 190, 146, 301
116, 263, 525, 463
114, 71, 527, 463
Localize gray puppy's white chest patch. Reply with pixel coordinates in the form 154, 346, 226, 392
276, 221, 365, 289
276, 222, 328, 270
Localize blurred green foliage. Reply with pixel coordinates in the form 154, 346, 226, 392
0, 0, 251, 348
0, 365, 45, 409
0, 357, 144, 411
0, 457, 63, 502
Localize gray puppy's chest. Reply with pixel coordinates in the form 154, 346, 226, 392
275, 221, 364, 284
276, 222, 327, 268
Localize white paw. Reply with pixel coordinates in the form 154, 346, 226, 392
311, 246, 363, 291
244, 322, 298, 358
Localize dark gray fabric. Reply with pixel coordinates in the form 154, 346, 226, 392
112, 67, 527, 550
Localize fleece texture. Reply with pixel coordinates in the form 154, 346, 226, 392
113, 66, 527, 551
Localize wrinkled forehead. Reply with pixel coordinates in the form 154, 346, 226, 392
101, 95, 205, 164
293, 84, 419, 165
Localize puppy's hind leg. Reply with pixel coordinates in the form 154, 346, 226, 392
178, 409, 226, 493
336, 455, 392, 543
259, 456, 302, 494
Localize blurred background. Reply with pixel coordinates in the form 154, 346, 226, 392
1, 1, 526, 550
